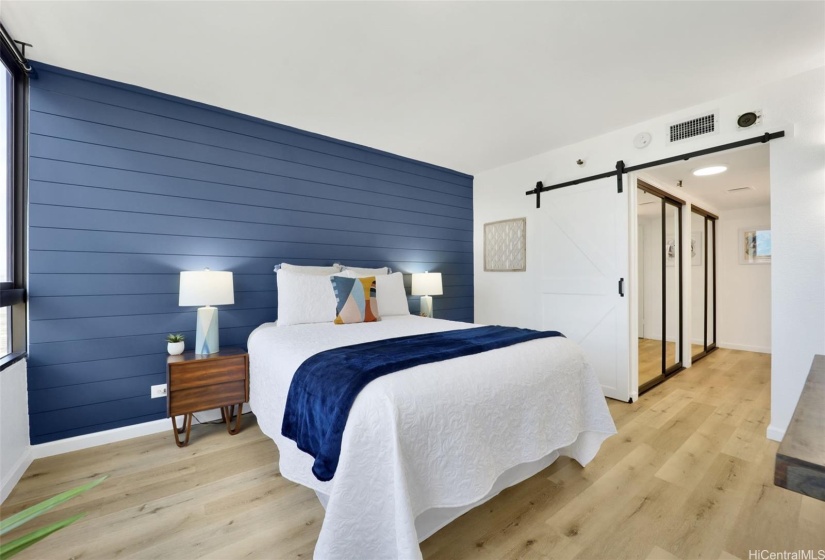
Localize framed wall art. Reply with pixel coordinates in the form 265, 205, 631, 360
484, 218, 526, 272
691, 231, 703, 267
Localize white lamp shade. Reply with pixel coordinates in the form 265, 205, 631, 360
179, 270, 235, 306
411, 272, 443, 296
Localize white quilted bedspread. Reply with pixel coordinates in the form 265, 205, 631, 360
248, 316, 616, 559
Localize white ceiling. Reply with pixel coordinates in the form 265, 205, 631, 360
2, 1, 823, 174
643, 143, 770, 211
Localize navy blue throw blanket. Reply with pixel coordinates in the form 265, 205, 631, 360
282, 325, 564, 481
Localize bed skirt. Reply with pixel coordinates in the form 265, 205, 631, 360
312, 429, 610, 547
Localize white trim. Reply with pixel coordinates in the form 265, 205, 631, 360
716, 341, 771, 354
766, 424, 785, 442
31, 419, 170, 459
1, 448, 33, 503
30, 403, 252, 459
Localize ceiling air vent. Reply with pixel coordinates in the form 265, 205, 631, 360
727, 186, 754, 194
668, 112, 717, 143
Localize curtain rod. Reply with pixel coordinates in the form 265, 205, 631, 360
525, 130, 785, 208
0, 22, 33, 73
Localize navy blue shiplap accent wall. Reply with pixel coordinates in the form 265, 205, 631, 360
28, 63, 473, 444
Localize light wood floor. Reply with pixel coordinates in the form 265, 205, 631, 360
638, 338, 704, 386
3, 349, 824, 559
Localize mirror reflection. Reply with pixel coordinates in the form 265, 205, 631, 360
637, 182, 683, 390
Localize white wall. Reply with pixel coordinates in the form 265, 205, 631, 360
1, 359, 31, 503
717, 205, 772, 353
474, 67, 825, 441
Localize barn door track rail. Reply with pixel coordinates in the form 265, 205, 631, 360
526, 131, 785, 208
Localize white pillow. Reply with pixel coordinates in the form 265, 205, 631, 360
376, 272, 410, 316
340, 265, 390, 276
277, 263, 342, 275
276, 269, 338, 326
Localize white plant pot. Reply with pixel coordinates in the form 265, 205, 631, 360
167, 341, 185, 356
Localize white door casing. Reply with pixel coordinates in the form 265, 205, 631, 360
538, 177, 631, 401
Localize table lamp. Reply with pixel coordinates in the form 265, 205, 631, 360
179, 269, 234, 354
411, 271, 442, 318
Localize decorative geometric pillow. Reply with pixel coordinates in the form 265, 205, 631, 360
330, 276, 380, 324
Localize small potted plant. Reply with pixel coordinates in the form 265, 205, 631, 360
166, 333, 185, 356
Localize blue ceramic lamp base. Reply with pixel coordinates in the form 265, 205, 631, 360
195, 306, 220, 355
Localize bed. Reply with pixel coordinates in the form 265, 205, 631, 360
248, 314, 616, 559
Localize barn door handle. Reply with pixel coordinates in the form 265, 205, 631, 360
618, 278, 625, 297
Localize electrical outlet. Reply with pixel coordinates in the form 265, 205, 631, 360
151, 384, 167, 398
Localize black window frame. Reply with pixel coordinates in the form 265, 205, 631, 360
0, 30, 28, 371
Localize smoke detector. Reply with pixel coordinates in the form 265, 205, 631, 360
633, 132, 652, 149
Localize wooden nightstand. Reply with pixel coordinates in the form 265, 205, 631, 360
166, 348, 249, 447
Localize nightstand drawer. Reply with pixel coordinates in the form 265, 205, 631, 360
165, 348, 249, 446
169, 355, 246, 391
169, 380, 247, 416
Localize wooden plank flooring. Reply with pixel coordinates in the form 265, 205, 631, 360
638, 338, 704, 386
3, 348, 824, 559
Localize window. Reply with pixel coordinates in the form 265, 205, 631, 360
2, 63, 12, 356
0, 31, 27, 369
740, 227, 772, 264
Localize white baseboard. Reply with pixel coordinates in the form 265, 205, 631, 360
1, 448, 33, 504
30, 404, 252, 459
766, 424, 785, 442
31, 419, 170, 459
717, 342, 771, 354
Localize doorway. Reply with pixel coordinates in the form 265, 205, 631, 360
633, 142, 771, 397
637, 180, 684, 392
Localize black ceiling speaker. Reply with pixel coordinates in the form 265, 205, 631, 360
737, 111, 760, 128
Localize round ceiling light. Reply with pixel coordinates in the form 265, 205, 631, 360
693, 165, 728, 176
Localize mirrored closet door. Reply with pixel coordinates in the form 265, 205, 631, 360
637, 180, 684, 394
690, 206, 718, 363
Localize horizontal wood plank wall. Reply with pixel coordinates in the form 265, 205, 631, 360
27, 63, 474, 444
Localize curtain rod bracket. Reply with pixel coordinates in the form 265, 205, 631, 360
0, 23, 33, 73
13, 40, 32, 58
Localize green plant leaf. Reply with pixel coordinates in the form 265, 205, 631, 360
0, 513, 85, 560
0, 476, 106, 536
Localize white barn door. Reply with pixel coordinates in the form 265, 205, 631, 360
538, 178, 630, 401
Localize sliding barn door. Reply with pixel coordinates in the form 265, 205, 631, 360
538, 178, 631, 401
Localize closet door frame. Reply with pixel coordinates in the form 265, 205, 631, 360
637, 180, 685, 394
690, 204, 719, 364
